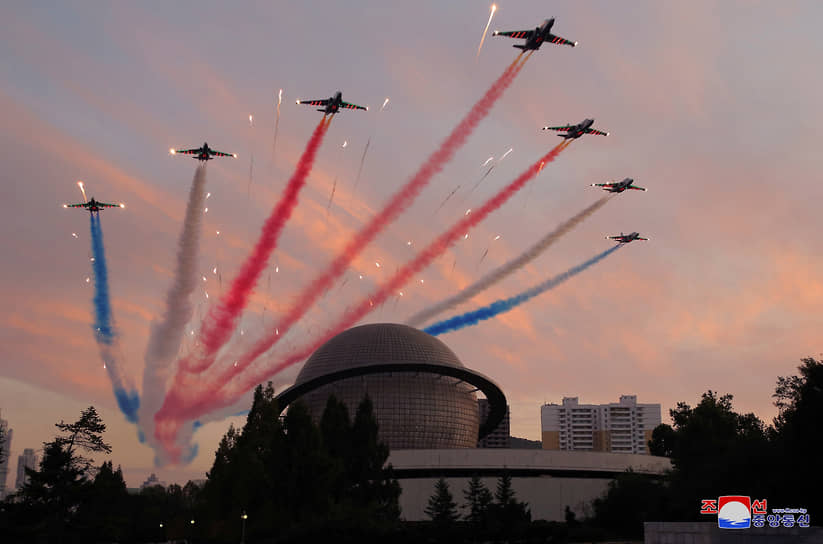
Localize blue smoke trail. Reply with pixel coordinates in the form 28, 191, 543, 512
424, 245, 623, 336
89, 213, 140, 422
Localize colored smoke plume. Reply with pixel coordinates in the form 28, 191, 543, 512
89, 213, 140, 423
424, 244, 623, 336
407, 196, 610, 326
139, 165, 207, 442
181, 116, 331, 374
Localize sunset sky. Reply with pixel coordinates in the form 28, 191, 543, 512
1, 1, 821, 487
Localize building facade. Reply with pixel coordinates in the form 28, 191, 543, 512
477, 399, 510, 448
15, 448, 37, 490
0, 413, 12, 500
541, 395, 661, 454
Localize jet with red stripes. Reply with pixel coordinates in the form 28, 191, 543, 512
493, 18, 577, 50
295, 91, 368, 115
543, 119, 608, 139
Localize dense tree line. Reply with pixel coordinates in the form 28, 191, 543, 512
202, 382, 401, 542
590, 357, 823, 538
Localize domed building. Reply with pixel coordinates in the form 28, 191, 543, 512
274, 323, 672, 522
274, 323, 506, 449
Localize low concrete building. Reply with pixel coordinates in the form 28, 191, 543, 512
388, 448, 670, 521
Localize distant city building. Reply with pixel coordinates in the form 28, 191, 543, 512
16, 448, 37, 490
140, 473, 167, 489
477, 399, 510, 448
0, 412, 12, 500
541, 395, 661, 454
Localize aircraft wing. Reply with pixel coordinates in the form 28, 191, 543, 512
173, 148, 201, 155
628, 185, 646, 191
585, 128, 609, 136
297, 99, 330, 107
542, 125, 573, 132
549, 34, 577, 47
494, 30, 535, 40
592, 183, 614, 188
341, 101, 368, 111
96, 202, 122, 208
64, 203, 87, 208
211, 150, 237, 158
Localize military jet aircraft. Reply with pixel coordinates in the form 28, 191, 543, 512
63, 197, 124, 214
543, 119, 608, 139
169, 142, 237, 161
606, 232, 649, 243
592, 178, 646, 193
295, 91, 368, 115
493, 18, 577, 50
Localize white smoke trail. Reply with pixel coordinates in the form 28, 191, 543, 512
139, 165, 208, 443
406, 196, 610, 327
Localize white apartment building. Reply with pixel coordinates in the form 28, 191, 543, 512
541, 395, 661, 454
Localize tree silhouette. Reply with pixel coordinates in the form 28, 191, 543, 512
425, 478, 459, 525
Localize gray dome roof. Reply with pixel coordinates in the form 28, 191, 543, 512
296, 323, 465, 384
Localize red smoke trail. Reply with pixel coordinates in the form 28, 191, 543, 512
155, 55, 530, 457
179, 116, 331, 374
155, 140, 570, 458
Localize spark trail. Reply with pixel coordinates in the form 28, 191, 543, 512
139, 165, 208, 441
406, 196, 610, 326
89, 213, 140, 423
423, 244, 623, 336
353, 97, 389, 194
476, 4, 498, 60
157, 139, 570, 454
154, 55, 533, 454
179, 116, 331, 374
272, 89, 283, 165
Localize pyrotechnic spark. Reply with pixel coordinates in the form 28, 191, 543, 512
278, 89, 283, 108
465, 208, 472, 215
275, 266, 279, 273
326, 178, 338, 215
464, 233, 469, 239
216, 230, 220, 236
206, 192, 211, 199
202, 276, 207, 282
249, 114, 254, 127
407, 240, 413, 246
204, 208, 209, 214
359, 274, 364, 279
213, 267, 217, 274
494, 234, 501, 240
272, 90, 283, 164
375, 262, 381, 268
476, 4, 498, 60
482, 156, 494, 167
381, 97, 390, 111
90, 257, 95, 262
72, 232, 78, 238
85, 277, 90, 283
420, 279, 424, 284
432, 184, 462, 216
500, 148, 513, 161
77, 181, 87, 203
342, 140, 348, 148
205, 292, 209, 299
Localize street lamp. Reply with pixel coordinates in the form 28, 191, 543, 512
241, 512, 249, 544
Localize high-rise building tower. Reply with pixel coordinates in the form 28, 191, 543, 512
0, 412, 12, 499
477, 399, 510, 448
16, 448, 37, 490
541, 395, 661, 454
